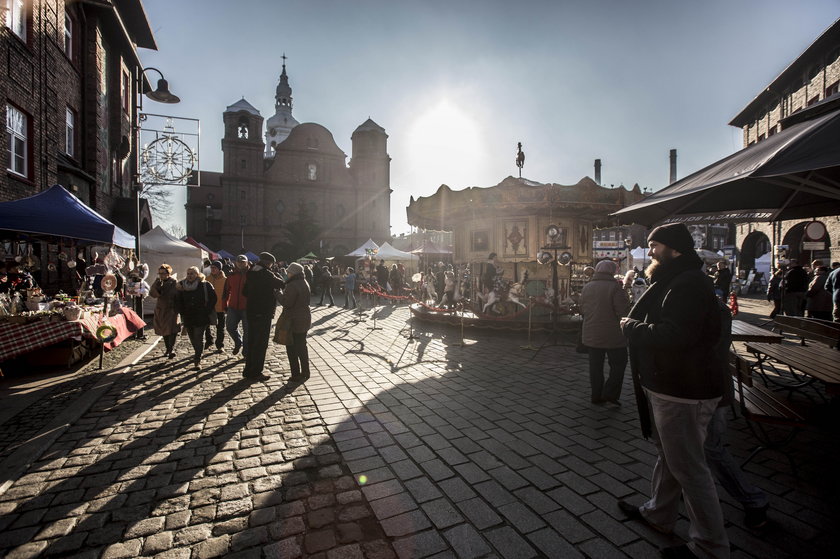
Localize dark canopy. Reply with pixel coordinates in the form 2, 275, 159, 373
613, 108, 840, 226
0, 184, 135, 247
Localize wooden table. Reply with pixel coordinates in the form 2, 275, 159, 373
746, 341, 840, 397
731, 320, 783, 343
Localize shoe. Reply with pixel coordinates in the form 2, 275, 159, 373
168, 352, 176, 359
591, 397, 604, 404
232, 343, 241, 355
204, 340, 212, 350
661, 544, 697, 559
605, 398, 622, 406
744, 504, 768, 529
290, 373, 309, 382
193, 360, 201, 370
617, 500, 671, 534
216, 347, 224, 353
245, 373, 270, 382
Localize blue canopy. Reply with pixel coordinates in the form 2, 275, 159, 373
217, 249, 235, 260
245, 251, 259, 262
0, 184, 135, 248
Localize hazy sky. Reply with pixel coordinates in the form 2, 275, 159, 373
140, 0, 839, 238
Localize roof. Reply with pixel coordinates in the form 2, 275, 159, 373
277, 123, 346, 157
225, 98, 261, 116
353, 118, 386, 134
730, 18, 840, 127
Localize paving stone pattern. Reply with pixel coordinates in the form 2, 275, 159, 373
0, 297, 837, 558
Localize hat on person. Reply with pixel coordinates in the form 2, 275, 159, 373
594, 260, 617, 275
236, 254, 248, 262
259, 252, 276, 264
211, 260, 223, 270
287, 262, 304, 277
647, 223, 695, 255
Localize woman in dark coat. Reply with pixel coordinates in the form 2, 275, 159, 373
278, 262, 312, 382
149, 264, 179, 358
580, 260, 630, 404
176, 266, 217, 369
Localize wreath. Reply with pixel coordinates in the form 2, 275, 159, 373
96, 323, 117, 343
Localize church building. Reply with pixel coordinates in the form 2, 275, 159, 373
185, 60, 391, 258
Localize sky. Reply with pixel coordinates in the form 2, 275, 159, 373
139, 0, 839, 238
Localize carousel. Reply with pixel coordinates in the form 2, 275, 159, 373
405, 174, 645, 331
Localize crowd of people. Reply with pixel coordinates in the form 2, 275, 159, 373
766, 258, 840, 320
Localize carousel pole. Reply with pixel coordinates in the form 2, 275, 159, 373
520, 297, 538, 350
450, 301, 466, 347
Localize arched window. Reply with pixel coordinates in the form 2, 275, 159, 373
237, 122, 249, 139
307, 163, 317, 181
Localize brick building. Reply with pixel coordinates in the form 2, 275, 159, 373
2, 0, 157, 238
185, 62, 391, 259
731, 18, 840, 270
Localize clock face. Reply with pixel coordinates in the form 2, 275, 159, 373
275, 200, 285, 215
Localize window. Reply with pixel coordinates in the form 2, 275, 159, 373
6, 104, 28, 177
64, 10, 74, 60
826, 80, 839, 98
237, 123, 249, 139
807, 95, 820, 107
121, 67, 131, 114
5, 0, 27, 41
65, 107, 75, 157
307, 162, 317, 181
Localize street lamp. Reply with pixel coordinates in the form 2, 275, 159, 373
133, 67, 180, 265
537, 224, 573, 334
131, 67, 179, 334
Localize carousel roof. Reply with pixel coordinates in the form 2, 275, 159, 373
406, 176, 645, 230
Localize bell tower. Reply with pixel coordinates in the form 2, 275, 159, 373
350, 118, 391, 240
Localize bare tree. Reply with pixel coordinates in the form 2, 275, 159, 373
165, 223, 186, 240
140, 184, 174, 222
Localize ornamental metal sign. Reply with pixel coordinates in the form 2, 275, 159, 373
139, 113, 200, 187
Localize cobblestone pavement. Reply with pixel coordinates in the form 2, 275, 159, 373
0, 298, 837, 558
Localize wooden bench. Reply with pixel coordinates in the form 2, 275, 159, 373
730, 353, 806, 476
773, 315, 840, 349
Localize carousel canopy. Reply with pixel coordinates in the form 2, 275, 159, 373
0, 184, 135, 247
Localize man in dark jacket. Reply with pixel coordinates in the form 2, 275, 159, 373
712, 261, 732, 301
242, 252, 285, 380
617, 224, 729, 559
782, 259, 809, 316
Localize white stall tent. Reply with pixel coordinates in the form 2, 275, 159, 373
376, 242, 419, 262
345, 238, 380, 257
140, 226, 206, 315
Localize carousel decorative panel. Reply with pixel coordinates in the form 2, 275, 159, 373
471, 230, 489, 253
503, 220, 528, 257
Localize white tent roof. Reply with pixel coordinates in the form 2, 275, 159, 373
142, 226, 205, 255
376, 242, 419, 261
140, 226, 206, 316
345, 238, 380, 257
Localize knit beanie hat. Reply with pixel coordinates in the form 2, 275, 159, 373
259, 252, 276, 264
287, 262, 304, 277
647, 223, 695, 255
211, 260, 223, 270
594, 260, 617, 275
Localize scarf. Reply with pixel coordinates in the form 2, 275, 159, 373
180, 278, 200, 291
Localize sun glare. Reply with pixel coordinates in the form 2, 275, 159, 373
406, 100, 484, 187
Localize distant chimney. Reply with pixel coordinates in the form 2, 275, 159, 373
594, 159, 601, 185
669, 149, 677, 184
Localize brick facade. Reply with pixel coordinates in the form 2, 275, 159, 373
1, 0, 155, 235
730, 20, 840, 268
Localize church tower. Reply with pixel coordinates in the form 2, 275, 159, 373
350, 118, 391, 241
221, 98, 264, 250
264, 55, 300, 157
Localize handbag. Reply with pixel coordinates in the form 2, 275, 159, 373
204, 283, 217, 325
273, 314, 291, 345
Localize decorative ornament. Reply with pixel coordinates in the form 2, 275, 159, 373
141, 134, 197, 184
101, 273, 118, 292
96, 323, 117, 343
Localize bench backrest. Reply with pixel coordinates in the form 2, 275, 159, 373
773, 315, 840, 348
729, 352, 754, 388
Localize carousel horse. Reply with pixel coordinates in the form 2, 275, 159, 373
507, 282, 527, 309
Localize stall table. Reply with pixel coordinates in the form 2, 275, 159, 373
731, 320, 784, 344
0, 307, 145, 364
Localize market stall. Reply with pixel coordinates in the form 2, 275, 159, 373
139, 226, 205, 315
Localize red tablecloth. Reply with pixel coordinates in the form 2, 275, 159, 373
0, 307, 146, 362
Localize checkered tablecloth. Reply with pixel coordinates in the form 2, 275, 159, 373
0, 308, 146, 362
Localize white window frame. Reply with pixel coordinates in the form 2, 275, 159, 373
65, 107, 75, 157
6, 104, 28, 177
6, 0, 27, 41
64, 10, 73, 59
120, 66, 131, 114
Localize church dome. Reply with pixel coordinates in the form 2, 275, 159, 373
276, 123, 346, 157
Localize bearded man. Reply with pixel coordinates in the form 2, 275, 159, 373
618, 223, 729, 559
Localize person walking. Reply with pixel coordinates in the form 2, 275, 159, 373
782, 259, 809, 316
712, 261, 732, 301
580, 260, 629, 405
376, 259, 389, 291
149, 264, 179, 358
806, 265, 832, 320
766, 267, 784, 319
205, 261, 227, 352
224, 255, 250, 356
242, 252, 285, 380
343, 267, 357, 309
618, 223, 729, 559
175, 266, 217, 370
318, 265, 335, 306
826, 263, 840, 321
277, 262, 312, 382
